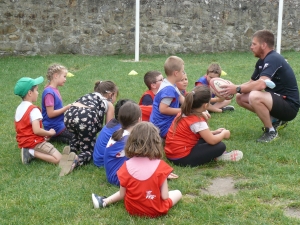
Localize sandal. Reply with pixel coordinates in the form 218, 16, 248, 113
62, 146, 70, 155
59, 152, 77, 176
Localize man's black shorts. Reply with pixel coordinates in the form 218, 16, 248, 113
270, 92, 298, 121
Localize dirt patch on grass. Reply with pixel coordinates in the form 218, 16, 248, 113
284, 208, 300, 219
201, 177, 238, 196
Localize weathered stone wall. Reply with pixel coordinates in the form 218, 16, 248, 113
0, 0, 300, 56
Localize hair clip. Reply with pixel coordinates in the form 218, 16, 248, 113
192, 91, 195, 95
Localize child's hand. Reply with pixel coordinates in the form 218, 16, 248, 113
48, 128, 56, 137
202, 110, 211, 120
213, 128, 225, 134
222, 129, 230, 139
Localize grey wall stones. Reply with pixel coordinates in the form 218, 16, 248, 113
0, 0, 299, 56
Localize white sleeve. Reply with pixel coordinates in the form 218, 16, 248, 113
161, 97, 173, 106
30, 108, 43, 123
190, 121, 209, 134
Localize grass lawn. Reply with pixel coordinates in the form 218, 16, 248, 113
1, 52, 300, 224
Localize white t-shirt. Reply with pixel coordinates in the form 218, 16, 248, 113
15, 101, 42, 123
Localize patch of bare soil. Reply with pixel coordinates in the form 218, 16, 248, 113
284, 208, 300, 219
201, 177, 238, 197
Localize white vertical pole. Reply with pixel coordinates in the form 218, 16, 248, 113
276, 0, 284, 53
135, 0, 140, 61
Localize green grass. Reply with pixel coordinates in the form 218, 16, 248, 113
1, 52, 300, 224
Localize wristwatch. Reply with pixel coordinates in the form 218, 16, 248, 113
236, 86, 241, 94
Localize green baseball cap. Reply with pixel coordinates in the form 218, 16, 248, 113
14, 76, 44, 97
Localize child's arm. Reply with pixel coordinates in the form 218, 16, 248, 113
46, 104, 71, 118
210, 97, 224, 103
32, 120, 56, 137
105, 101, 115, 124
179, 94, 185, 104
160, 179, 169, 200
159, 102, 181, 116
199, 128, 230, 145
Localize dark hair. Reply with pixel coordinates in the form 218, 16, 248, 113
125, 122, 163, 159
112, 102, 141, 141
114, 99, 135, 120
94, 80, 118, 97
253, 30, 275, 49
144, 71, 162, 90
173, 85, 211, 131
164, 56, 184, 76
22, 85, 37, 100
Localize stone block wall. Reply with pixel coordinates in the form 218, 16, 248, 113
0, 0, 299, 56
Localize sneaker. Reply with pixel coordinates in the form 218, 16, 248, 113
21, 148, 34, 164
221, 105, 235, 112
92, 193, 106, 209
256, 128, 278, 142
216, 150, 243, 161
272, 120, 288, 132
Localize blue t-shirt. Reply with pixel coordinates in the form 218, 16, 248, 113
150, 79, 180, 138
104, 131, 129, 186
42, 86, 65, 134
93, 118, 121, 167
251, 50, 300, 111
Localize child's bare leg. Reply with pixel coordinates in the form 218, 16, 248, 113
169, 190, 182, 206
214, 99, 231, 109
103, 191, 124, 206
208, 104, 222, 113
34, 150, 61, 164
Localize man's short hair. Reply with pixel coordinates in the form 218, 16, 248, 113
253, 30, 275, 49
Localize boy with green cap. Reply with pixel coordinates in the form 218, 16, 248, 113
14, 76, 76, 170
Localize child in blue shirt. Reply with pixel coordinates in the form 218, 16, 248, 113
42, 64, 74, 144
93, 99, 133, 167
195, 63, 234, 113
150, 56, 185, 138
104, 102, 141, 186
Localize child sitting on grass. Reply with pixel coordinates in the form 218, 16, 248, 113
195, 63, 234, 113
165, 85, 243, 167
92, 122, 182, 218
139, 71, 163, 121
93, 99, 133, 167
42, 64, 74, 144
14, 76, 74, 166
103, 102, 141, 186
150, 56, 185, 138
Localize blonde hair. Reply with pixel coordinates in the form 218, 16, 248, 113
125, 122, 163, 159
164, 56, 184, 76
46, 63, 67, 86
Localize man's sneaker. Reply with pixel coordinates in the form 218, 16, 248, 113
21, 148, 34, 164
257, 128, 278, 142
221, 105, 235, 112
92, 193, 106, 208
272, 120, 288, 132
216, 150, 243, 161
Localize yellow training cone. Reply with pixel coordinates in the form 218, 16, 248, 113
67, 72, 75, 77
221, 70, 227, 76
128, 70, 138, 76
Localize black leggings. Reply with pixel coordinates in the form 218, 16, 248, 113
49, 128, 74, 145
168, 139, 226, 167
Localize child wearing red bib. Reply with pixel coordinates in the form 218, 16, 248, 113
165, 85, 243, 167
92, 122, 182, 218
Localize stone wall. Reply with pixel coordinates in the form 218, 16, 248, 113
0, 0, 300, 56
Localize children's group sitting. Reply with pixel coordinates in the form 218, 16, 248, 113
13, 56, 242, 218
